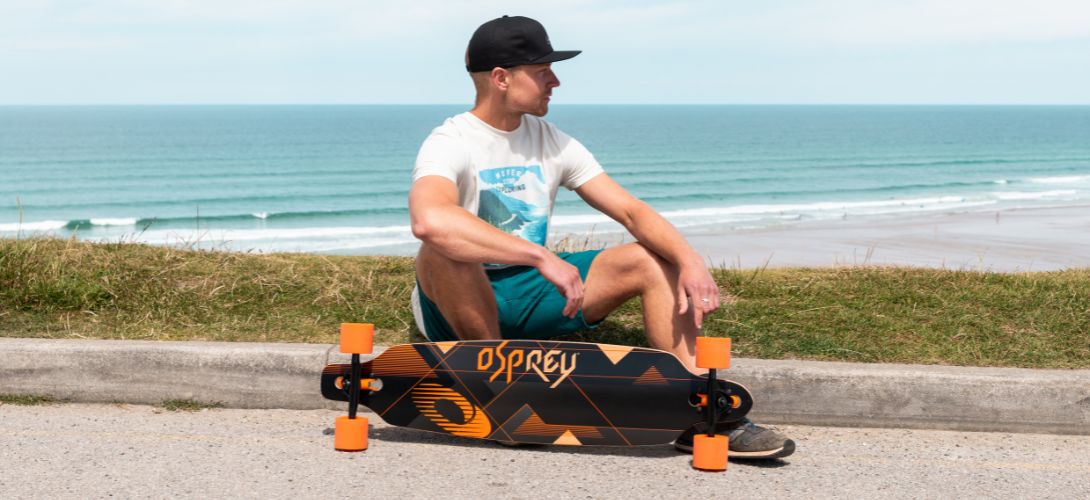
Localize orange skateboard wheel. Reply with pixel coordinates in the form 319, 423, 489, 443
695, 337, 731, 369
339, 323, 374, 354
692, 434, 728, 471
334, 415, 368, 452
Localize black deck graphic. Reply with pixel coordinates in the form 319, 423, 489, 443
321, 340, 752, 446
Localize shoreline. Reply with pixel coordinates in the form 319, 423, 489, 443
672, 203, 1090, 272
4, 203, 1088, 273
565, 203, 1090, 272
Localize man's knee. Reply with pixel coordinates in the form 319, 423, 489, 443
587, 243, 671, 300
416, 243, 471, 271
608, 242, 673, 284
416, 244, 485, 296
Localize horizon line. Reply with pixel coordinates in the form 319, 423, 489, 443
2, 102, 1090, 107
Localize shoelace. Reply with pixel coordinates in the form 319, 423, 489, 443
727, 420, 760, 439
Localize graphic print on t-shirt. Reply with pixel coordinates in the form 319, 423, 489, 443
477, 165, 549, 246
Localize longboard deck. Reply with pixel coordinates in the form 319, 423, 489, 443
321, 340, 752, 446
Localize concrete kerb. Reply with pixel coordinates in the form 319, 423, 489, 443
0, 338, 341, 410
1, 338, 1088, 435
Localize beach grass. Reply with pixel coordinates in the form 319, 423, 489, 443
0, 394, 54, 406
160, 399, 224, 412
2, 236, 1088, 369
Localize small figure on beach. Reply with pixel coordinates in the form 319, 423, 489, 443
407, 15, 793, 459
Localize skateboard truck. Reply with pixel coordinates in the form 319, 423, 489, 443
692, 336, 732, 472
334, 323, 375, 452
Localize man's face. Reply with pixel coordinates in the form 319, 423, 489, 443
504, 63, 560, 117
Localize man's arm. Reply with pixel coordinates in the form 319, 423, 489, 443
409, 175, 586, 318
409, 176, 545, 266
574, 173, 721, 326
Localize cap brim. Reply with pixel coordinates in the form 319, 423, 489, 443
531, 50, 581, 65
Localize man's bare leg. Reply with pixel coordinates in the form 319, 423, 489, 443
581, 243, 703, 373
582, 244, 793, 457
415, 243, 501, 340
418, 241, 702, 360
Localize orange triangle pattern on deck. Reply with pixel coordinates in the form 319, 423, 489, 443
598, 344, 634, 365
373, 344, 434, 377
512, 407, 603, 441
434, 341, 458, 354
553, 430, 582, 446
634, 366, 669, 385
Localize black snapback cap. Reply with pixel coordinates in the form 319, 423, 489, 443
466, 15, 581, 72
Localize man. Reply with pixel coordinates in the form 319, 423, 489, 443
408, 15, 794, 459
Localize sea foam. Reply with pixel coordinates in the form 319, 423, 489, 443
1027, 174, 1090, 185
993, 190, 1078, 201
89, 218, 137, 226
0, 220, 69, 232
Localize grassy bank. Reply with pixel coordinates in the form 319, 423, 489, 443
2, 237, 1088, 369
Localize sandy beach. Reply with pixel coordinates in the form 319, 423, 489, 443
670, 204, 1090, 272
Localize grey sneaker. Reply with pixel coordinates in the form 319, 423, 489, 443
674, 419, 795, 459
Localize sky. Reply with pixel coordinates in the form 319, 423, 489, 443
2, 0, 1090, 105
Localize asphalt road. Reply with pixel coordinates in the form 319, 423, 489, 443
2, 403, 1088, 499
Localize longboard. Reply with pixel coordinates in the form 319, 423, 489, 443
321, 339, 752, 446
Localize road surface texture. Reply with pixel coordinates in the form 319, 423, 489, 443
2, 403, 1088, 498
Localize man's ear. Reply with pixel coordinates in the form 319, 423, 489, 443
490, 67, 510, 92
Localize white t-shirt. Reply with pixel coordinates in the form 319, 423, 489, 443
412, 112, 604, 247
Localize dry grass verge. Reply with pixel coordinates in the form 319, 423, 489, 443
3, 237, 1088, 368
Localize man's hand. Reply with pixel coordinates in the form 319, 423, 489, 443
537, 253, 585, 318
675, 261, 720, 329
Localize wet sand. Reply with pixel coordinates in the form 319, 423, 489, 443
673, 204, 1090, 272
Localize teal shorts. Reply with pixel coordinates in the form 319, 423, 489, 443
415, 250, 603, 342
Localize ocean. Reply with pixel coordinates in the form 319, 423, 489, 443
2, 105, 1088, 255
